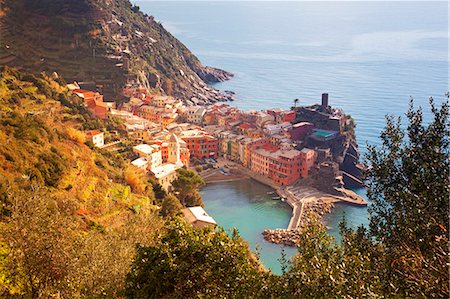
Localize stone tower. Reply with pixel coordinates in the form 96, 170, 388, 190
168, 133, 181, 165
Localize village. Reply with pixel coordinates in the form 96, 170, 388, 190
68, 82, 367, 244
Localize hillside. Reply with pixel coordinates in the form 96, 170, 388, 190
0, 67, 166, 295
0, 0, 233, 104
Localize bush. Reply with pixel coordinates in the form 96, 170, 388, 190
66, 127, 85, 144
124, 167, 147, 195
125, 220, 266, 298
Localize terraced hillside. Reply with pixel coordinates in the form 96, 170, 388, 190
0, 0, 233, 103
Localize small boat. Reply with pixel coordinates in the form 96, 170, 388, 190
272, 196, 281, 200
267, 191, 275, 195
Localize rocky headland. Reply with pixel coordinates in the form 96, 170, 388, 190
0, 0, 233, 104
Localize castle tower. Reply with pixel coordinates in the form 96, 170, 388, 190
321, 93, 329, 108
168, 133, 181, 165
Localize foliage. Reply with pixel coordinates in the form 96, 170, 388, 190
160, 194, 182, 218
149, 178, 166, 202
35, 148, 67, 187
0, 187, 162, 297
271, 216, 383, 298
364, 98, 449, 297
65, 127, 86, 144
125, 219, 267, 298
172, 168, 205, 207
0, 67, 165, 296
124, 166, 147, 194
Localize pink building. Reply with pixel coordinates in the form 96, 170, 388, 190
267, 109, 296, 124
289, 122, 314, 140
249, 142, 303, 186
299, 148, 317, 178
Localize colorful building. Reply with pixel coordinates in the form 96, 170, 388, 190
249, 141, 303, 186
299, 148, 317, 178
289, 122, 314, 140
180, 129, 219, 160
150, 163, 182, 191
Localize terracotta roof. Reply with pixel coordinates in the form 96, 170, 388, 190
86, 130, 102, 136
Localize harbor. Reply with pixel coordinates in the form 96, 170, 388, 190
200, 158, 367, 235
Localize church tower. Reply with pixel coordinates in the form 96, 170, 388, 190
167, 133, 181, 165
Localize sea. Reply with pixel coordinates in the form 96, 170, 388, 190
135, 1, 449, 274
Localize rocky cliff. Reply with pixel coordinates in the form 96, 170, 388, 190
0, 0, 233, 103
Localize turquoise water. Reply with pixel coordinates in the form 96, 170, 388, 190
200, 179, 298, 274
136, 1, 448, 271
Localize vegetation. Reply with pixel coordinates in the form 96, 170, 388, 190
0, 66, 447, 297
160, 194, 183, 218
172, 168, 205, 207
0, 0, 228, 101
125, 220, 268, 299
364, 98, 449, 297
0, 67, 163, 297
1, 188, 162, 297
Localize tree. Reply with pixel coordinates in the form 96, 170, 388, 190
149, 179, 166, 202
125, 219, 267, 298
160, 194, 182, 218
364, 97, 449, 297
271, 215, 383, 298
0, 187, 163, 297
172, 168, 205, 206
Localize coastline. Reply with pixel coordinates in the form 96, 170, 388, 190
199, 158, 367, 243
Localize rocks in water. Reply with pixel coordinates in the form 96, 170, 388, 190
262, 201, 335, 246
196, 66, 234, 83
262, 229, 301, 246
305, 201, 334, 217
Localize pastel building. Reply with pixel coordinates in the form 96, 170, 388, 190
299, 148, 317, 178
131, 157, 149, 172
181, 107, 206, 125
150, 163, 182, 191
267, 109, 296, 124
180, 129, 219, 160
133, 144, 162, 170
249, 141, 303, 186
73, 89, 107, 119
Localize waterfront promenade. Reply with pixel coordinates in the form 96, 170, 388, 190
200, 158, 367, 231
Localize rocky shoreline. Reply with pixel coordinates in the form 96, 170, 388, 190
262, 201, 335, 246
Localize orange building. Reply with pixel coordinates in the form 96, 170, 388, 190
180, 129, 219, 160
299, 148, 317, 178
180, 147, 190, 166
87, 99, 107, 119
249, 141, 303, 186
73, 89, 107, 119
267, 109, 296, 124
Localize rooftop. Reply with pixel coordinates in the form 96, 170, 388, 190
85, 130, 102, 136
292, 122, 313, 128
131, 157, 149, 168
133, 144, 156, 155
150, 163, 182, 179
179, 129, 212, 139
182, 206, 217, 225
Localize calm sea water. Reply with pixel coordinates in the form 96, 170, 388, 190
200, 180, 298, 274
136, 1, 448, 272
